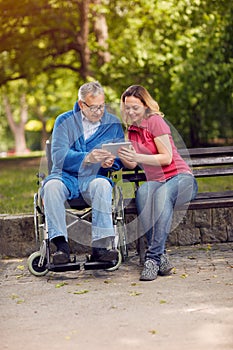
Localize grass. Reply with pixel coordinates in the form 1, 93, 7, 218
0, 155, 43, 215
0, 156, 232, 215
196, 176, 233, 192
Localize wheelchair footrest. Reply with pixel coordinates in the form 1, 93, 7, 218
48, 262, 81, 272
83, 261, 116, 270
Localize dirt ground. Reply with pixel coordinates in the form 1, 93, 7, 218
1, 243, 233, 350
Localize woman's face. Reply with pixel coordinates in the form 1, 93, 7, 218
124, 96, 147, 125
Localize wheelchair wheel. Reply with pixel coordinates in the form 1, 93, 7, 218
106, 249, 122, 271
34, 192, 45, 250
113, 185, 128, 261
27, 251, 48, 276
117, 220, 128, 262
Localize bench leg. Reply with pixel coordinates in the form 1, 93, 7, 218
137, 236, 145, 265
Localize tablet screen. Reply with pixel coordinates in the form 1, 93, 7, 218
102, 142, 131, 156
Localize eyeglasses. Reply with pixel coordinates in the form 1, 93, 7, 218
82, 101, 105, 113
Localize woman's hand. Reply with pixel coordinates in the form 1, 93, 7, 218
118, 146, 138, 169
118, 146, 138, 162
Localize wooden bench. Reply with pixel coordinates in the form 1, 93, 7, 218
120, 146, 233, 213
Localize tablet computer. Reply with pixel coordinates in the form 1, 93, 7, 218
102, 142, 131, 156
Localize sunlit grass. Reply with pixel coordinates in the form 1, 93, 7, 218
196, 176, 233, 192
0, 159, 40, 214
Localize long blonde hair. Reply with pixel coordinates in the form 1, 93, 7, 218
120, 85, 164, 125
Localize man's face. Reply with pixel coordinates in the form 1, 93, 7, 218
79, 93, 105, 122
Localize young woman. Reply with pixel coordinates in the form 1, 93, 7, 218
118, 85, 198, 281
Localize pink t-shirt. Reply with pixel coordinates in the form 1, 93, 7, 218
128, 114, 192, 181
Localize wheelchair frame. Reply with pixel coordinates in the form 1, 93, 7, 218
28, 149, 128, 276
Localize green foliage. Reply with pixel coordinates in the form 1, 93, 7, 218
0, 0, 232, 150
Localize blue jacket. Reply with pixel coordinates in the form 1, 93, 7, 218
44, 102, 125, 199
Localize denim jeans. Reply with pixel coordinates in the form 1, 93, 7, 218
42, 178, 114, 244
135, 174, 198, 264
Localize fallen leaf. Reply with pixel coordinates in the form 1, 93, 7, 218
129, 291, 142, 296
73, 290, 89, 295
11, 294, 19, 300
55, 282, 68, 288
187, 256, 196, 260
17, 265, 25, 271
131, 282, 138, 286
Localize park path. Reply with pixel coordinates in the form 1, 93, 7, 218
1, 243, 233, 350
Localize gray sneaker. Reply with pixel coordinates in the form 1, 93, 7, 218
159, 253, 174, 276
140, 259, 159, 281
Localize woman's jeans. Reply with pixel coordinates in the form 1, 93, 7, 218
42, 178, 115, 244
136, 174, 198, 264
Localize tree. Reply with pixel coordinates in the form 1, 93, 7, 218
0, 0, 113, 152
2, 85, 28, 154
0, 0, 232, 151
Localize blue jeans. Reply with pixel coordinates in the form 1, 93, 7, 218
42, 178, 115, 244
136, 174, 198, 264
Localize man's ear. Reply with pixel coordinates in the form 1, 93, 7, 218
78, 100, 83, 110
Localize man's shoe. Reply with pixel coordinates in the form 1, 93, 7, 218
159, 253, 174, 276
91, 248, 118, 262
52, 250, 70, 265
140, 259, 159, 281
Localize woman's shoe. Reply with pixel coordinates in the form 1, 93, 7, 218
140, 259, 159, 281
159, 254, 174, 276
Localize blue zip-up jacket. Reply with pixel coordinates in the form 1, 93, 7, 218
44, 102, 125, 199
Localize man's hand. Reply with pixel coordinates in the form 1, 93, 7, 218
85, 149, 115, 165
101, 157, 115, 168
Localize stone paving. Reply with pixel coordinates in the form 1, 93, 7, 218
0, 243, 233, 350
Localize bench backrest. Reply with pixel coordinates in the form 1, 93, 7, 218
121, 146, 233, 188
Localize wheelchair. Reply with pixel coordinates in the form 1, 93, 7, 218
27, 144, 128, 277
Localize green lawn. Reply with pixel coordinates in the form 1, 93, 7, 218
0, 156, 232, 214
196, 176, 233, 192
0, 156, 43, 214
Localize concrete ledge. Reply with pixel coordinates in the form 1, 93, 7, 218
1, 207, 233, 258
0, 214, 35, 258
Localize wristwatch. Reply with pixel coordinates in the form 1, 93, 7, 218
85, 154, 91, 165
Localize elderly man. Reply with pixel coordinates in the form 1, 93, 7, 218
42, 81, 124, 264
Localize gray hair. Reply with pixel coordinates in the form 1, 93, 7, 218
78, 81, 104, 101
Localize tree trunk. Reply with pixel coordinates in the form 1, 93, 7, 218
92, 0, 111, 66
76, 0, 91, 80
3, 94, 28, 154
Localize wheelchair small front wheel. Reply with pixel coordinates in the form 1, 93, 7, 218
27, 251, 48, 276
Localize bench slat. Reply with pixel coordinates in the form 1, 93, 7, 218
187, 197, 233, 209
193, 167, 233, 177
122, 168, 233, 181
181, 146, 233, 157
190, 156, 233, 166
124, 190, 233, 213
